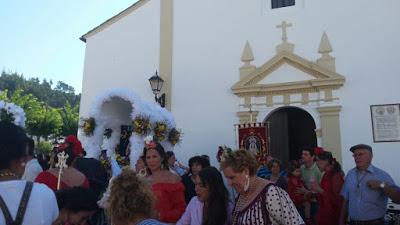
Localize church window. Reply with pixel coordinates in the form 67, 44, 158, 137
271, 0, 295, 9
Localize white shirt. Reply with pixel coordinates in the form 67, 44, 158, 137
176, 197, 203, 225
0, 180, 58, 225
177, 197, 233, 225
22, 159, 43, 182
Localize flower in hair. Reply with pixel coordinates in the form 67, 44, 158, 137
144, 135, 157, 149
59, 135, 83, 157
314, 147, 325, 155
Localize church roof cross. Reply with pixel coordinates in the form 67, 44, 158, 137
277, 21, 292, 43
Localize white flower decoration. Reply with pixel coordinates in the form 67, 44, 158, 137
144, 135, 153, 145
0, 100, 26, 127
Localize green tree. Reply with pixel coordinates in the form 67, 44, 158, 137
58, 101, 79, 136
36, 141, 53, 154
0, 90, 8, 100
0, 71, 81, 109
34, 106, 63, 140
55, 81, 75, 94
0, 72, 25, 95
8, 89, 45, 135
6, 89, 62, 140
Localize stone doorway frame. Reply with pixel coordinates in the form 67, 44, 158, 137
232, 33, 346, 162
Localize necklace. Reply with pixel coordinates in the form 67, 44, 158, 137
356, 170, 367, 197
356, 170, 367, 188
235, 178, 259, 211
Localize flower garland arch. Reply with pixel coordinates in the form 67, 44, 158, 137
79, 88, 180, 169
0, 100, 26, 127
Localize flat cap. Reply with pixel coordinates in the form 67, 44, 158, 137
349, 144, 372, 153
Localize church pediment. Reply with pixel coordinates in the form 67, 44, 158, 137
258, 62, 316, 85
232, 51, 345, 96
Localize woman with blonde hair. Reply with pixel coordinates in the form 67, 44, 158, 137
220, 149, 304, 225
107, 168, 165, 225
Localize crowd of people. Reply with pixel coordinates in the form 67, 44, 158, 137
1, 120, 400, 225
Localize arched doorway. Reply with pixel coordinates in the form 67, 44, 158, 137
264, 107, 317, 166
100, 97, 133, 156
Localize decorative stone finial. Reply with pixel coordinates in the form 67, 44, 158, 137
239, 41, 256, 79
318, 32, 332, 54
276, 21, 294, 53
317, 31, 336, 72
241, 41, 254, 64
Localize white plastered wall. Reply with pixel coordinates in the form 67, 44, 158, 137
80, 0, 161, 117
79, 0, 400, 182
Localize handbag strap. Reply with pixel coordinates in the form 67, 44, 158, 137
0, 181, 33, 225
0, 194, 14, 225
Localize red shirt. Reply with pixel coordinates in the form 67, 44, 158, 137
35, 171, 90, 191
287, 175, 306, 206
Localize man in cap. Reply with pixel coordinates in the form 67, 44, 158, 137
340, 144, 397, 225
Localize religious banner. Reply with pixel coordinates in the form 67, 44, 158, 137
238, 123, 269, 163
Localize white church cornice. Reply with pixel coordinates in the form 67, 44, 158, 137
80, 0, 149, 42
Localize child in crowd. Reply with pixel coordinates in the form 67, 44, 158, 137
287, 160, 311, 223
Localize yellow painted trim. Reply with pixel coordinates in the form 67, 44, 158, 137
159, 0, 173, 110
266, 95, 273, 107
244, 96, 251, 106
283, 94, 290, 105
317, 106, 342, 162
324, 89, 333, 102
80, 0, 150, 42
237, 111, 259, 124
301, 92, 309, 105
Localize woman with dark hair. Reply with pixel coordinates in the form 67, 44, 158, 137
166, 151, 188, 176
72, 157, 109, 225
52, 187, 98, 225
181, 156, 210, 203
143, 139, 186, 223
220, 149, 304, 225
0, 121, 58, 225
265, 158, 287, 190
135, 155, 148, 178
177, 167, 233, 225
311, 150, 344, 225
35, 135, 90, 191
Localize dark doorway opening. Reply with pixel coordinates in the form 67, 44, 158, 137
264, 107, 317, 167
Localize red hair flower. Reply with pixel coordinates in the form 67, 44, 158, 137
314, 147, 325, 155
60, 135, 83, 157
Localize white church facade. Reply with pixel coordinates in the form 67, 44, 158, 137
79, 0, 400, 182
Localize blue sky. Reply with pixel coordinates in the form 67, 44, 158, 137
0, 1, 138, 93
